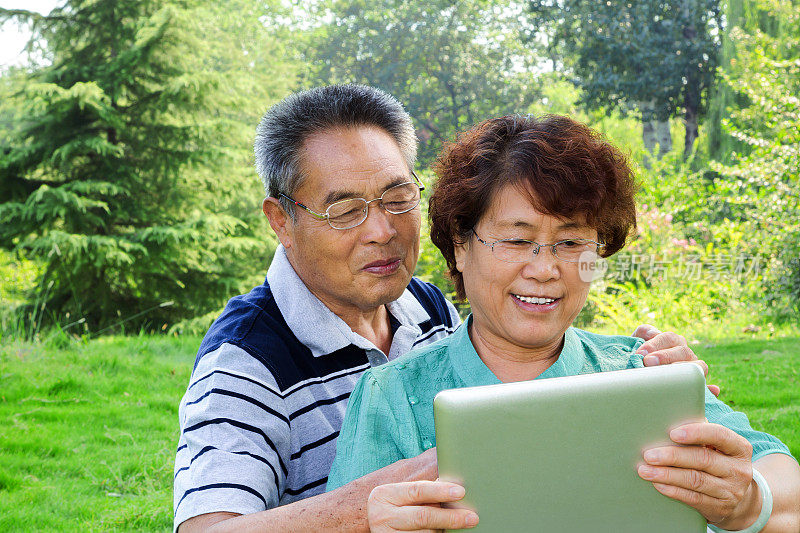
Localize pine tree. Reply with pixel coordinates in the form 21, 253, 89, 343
0, 0, 297, 331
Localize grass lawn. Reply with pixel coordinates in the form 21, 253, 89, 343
0, 335, 198, 532
695, 337, 800, 460
1, 333, 798, 531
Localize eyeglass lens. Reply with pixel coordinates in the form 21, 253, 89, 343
492, 240, 599, 263
326, 182, 421, 229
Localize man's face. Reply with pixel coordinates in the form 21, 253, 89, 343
280, 126, 421, 316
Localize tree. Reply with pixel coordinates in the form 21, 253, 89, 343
306, 0, 540, 164
705, 0, 796, 163
0, 0, 297, 331
528, 0, 722, 159
709, 0, 800, 317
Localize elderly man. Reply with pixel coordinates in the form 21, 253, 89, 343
173, 84, 704, 532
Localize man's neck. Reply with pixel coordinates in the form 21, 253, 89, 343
303, 280, 393, 355
339, 304, 393, 355
283, 248, 395, 355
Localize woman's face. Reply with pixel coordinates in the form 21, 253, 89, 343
454, 183, 597, 355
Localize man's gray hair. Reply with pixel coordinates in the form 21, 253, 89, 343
254, 84, 418, 216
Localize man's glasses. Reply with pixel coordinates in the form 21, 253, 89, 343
279, 172, 425, 230
473, 230, 605, 264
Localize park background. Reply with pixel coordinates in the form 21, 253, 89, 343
0, 0, 798, 530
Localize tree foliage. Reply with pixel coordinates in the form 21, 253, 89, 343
708, 0, 800, 316
528, 0, 722, 158
1, 0, 797, 337
306, 0, 540, 164
0, 0, 295, 330
705, 0, 798, 163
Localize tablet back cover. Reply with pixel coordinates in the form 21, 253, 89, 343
434, 364, 708, 533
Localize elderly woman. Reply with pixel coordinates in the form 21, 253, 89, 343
327, 115, 800, 532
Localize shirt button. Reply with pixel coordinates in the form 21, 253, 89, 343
422, 439, 433, 449
408, 395, 418, 405
396, 363, 406, 370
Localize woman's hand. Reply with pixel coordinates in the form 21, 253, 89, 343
367, 480, 479, 532
638, 422, 762, 530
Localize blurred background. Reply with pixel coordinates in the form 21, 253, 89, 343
1, 1, 798, 530
1, 0, 798, 339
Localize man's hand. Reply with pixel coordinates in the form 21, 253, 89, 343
179, 449, 440, 533
368, 480, 479, 533
638, 423, 759, 530
631, 324, 720, 396
397, 447, 439, 482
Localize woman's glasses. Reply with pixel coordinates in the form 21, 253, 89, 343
472, 230, 605, 264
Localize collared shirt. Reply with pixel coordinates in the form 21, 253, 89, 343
327, 316, 792, 489
173, 246, 460, 531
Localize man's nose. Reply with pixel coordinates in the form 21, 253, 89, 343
360, 200, 397, 244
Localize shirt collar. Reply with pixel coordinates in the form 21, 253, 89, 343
448, 314, 584, 385
266, 245, 431, 358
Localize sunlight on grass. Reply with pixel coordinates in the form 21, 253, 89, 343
0, 335, 199, 531
695, 338, 800, 458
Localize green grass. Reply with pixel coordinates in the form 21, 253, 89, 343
694, 337, 800, 459
0, 334, 798, 531
0, 335, 199, 532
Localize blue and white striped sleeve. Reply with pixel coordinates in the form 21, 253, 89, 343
173, 343, 290, 532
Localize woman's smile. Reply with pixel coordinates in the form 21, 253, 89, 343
511, 293, 561, 312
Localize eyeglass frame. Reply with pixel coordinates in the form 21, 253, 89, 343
471, 229, 606, 263
277, 171, 425, 230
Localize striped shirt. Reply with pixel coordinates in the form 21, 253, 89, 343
173, 246, 460, 530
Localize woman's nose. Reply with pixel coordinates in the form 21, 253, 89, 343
521, 246, 560, 281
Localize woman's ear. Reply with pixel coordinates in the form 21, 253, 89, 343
263, 197, 294, 249
454, 239, 469, 273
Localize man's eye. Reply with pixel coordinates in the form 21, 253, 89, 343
560, 239, 583, 247
504, 240, 531, 247
337, 207, 363, 218
330, 204, 365, 221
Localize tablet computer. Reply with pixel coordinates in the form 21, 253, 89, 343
434, 363, 708, 532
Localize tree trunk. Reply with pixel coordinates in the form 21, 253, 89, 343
639, 100, 672, 164
684, 102, 699, 159
683, 69, 701, 159
656, 120, 672, 155
681, 0, 700, 159
642, 119, 656, 158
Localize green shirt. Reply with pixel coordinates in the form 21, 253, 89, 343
327, 317, 792, 490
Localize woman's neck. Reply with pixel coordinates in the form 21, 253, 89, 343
468, 320, 564, 383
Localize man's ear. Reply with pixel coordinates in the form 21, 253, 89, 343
454, 239, 468, 273
263, 197, 293, 249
